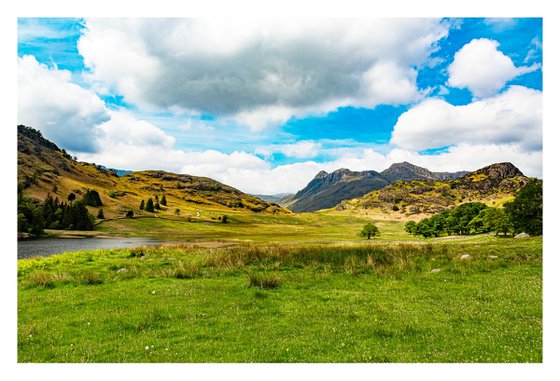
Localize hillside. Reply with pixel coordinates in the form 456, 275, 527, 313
17, 125, 287, 220
336, 162, 529, 218
285, 162, 467, 213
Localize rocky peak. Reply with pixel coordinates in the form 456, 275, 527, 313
471, 162, 524, 180
313, 170, 329, 180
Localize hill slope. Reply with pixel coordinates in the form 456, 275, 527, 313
336, 162, 529, 218
285, 162, 467, 213
17, 125, 287, 219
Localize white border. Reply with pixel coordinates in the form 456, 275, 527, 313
2, 1, 558, 380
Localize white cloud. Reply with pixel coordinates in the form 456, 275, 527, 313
255, 141, 322, 159
448, 38, 540, 98
18, 55, 109, 152
78, 18, 450, 130
391, 86, 542, 152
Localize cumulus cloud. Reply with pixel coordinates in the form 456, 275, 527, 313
390, 86, 542, 152
448, 38, 540, 98
18, 55, 109, 152
255, 141, 322, 159
78, 18, 449, 130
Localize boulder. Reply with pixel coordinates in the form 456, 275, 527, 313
514, 232, 530, 239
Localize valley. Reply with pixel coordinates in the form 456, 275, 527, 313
17, 125, 543, 363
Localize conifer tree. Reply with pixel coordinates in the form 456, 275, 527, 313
161, 195, 167, 206
145, 198, 155, 212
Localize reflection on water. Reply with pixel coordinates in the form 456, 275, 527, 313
18, 237, 166, 259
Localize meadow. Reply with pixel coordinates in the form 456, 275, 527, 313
18, 227, 542, 362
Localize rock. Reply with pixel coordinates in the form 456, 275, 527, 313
514, 232, 530, 239
430, 268, 441, 273
117, 268, 127, 273
488, 255, 498, 259
460, 254, 471, 260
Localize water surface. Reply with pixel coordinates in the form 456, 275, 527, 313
18, 237, 166, 259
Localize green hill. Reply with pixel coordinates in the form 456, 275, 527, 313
17, 125, 287, 221
336, 162, 530, 219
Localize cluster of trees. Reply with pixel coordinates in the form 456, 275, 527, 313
139, 195, 167, 213
405, 179, 542, 238
18, 193, 95, 235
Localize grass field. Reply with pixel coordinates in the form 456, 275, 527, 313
18, 235, 542, 362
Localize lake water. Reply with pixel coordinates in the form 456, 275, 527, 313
18, 237, 167, 259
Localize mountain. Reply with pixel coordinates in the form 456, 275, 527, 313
17, 125, 287, 218
284, 168, 390, 212
381, 161, 468, 183
285, 162, 467, 213
336, 162, 529, 217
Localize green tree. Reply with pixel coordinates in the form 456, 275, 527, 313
67, 192, 76, 205
504, 179, 543, 235
359, 223, 379, 239
145, 198, 155, 212
97, 208, 105, 219
139, 200, 145, 211
126, 210, 134, 218
82, 189, 103, 207
222, 215, 229, 223
175, 208, 180, 216
161, 195, 167, 206
155, 201, 161, 210
404, 221, 417, 235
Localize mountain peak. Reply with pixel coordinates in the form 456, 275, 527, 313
313, 170, 329, 180
471, 162, 524, 179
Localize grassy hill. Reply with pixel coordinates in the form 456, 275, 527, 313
335, 163, 529, 220
18, 125, 287, 223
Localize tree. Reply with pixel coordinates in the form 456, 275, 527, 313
359, 223, 379, 239
404, 221, 417, 235
161, 195, 167, 206
82, 189, 103, 207
67, 192, 76, 205
175, 208, 180, 216
139, 200, 145, 211
97, 208, 105, 219
154, 201, 161, 210
222, 215, 229, 223
126, 210, 134, 218
145, 198, 155, 212
504, 179, 542, 235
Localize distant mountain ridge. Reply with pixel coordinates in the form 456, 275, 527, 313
284, 162, 468, 212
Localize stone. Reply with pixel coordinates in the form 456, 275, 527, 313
460, 254, 471, 260
514, 232, 530, 239
488, 255, 498, 259
430, 268, 441, 273
117, 268, 127, 273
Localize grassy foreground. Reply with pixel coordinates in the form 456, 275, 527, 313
18, 236, 542, 362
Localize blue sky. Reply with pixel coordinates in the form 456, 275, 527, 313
17, 18, 542, 194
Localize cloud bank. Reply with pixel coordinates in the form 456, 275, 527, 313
78, 18, 449, 130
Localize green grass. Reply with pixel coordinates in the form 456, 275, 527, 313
18, 236, 542, 362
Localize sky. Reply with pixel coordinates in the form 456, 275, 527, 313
17, 17, 543, 195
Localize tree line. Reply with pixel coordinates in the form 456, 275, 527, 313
404, 179, 542, 238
